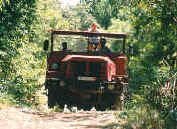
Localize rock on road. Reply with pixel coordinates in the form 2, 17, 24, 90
0, 107, 122, 129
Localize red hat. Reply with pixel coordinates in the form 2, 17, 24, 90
91, 22, 97, 27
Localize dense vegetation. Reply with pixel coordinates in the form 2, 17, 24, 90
0, 0, 176, 128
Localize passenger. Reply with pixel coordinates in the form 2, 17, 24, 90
88, 22, 100, 51
62, 42, 68, 51
99, 38, 111, 53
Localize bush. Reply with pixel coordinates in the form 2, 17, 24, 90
0, 91, 16, 109
7, 76, 40, 106
117, 105, 164, 129
124, 59, 177, 129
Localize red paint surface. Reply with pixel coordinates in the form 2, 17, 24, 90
46, 51, 127, 82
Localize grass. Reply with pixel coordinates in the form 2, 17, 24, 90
115, 104, 165, 129
0, 92, 16, 110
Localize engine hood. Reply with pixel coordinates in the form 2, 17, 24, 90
62, 55, 112, 62
62, 55, 116, 81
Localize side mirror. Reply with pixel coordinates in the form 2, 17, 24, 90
43, 40, 49, 51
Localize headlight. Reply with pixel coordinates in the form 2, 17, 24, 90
108, 84, 114, 90
51, 63, 58, 70
60, 80, 65, 87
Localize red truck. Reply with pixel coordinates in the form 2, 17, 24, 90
43, 30, 128, 110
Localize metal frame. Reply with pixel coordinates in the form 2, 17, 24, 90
50, 30, 127, 53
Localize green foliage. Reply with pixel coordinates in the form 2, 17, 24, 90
107, 18, 131, 33
110, 1, 177, 120
0, 0, 9, 10
61, 4, 96, 31
117, 105, 165, 129
126, 59, 177, 128
130, 0, 177, 66
88, 0, 114, 29
0, 0, 39, 106
51, 105, 63, 112
87, 0, 132, 29
0, 0, 37, 74
143, 63, 177, 118
0, 92, 17, 109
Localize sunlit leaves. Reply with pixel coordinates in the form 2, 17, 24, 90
0, 0, 9, 11
0, 0, 39, 105
88, 0, 120, 29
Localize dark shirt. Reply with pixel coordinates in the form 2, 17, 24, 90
100, 46, 111, 53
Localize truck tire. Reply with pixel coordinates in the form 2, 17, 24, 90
48, 85, 57, 108
95, 104, 107, 111
111, 84, 128, 110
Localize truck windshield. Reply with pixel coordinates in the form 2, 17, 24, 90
52, 35, 123, 53
53, 35, 88, 52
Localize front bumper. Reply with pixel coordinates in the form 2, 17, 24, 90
45, 78, 123, 94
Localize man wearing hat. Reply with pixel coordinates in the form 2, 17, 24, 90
88, 22, 100, 51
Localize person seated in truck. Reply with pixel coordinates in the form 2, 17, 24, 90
88, 22, 100, 51
99, 38, 111, 53
62, 42, 72, 52
62, 42, 68, 51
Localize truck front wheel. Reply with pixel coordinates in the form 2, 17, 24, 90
48, 85, 57, 108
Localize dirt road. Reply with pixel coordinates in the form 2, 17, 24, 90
0, 107, 124, 129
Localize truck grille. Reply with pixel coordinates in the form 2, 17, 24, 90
70, 61, 104, 78
70, 61, 86, 76
90, 62, 102, 77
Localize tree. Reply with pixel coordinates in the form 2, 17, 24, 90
87, 0, 115, 29
0, 0, 39, 104
0, 0, 37, 79
61, 4, 96, 31
130, 0, 177, 67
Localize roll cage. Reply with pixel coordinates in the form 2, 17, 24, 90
50, 30, 127, 53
